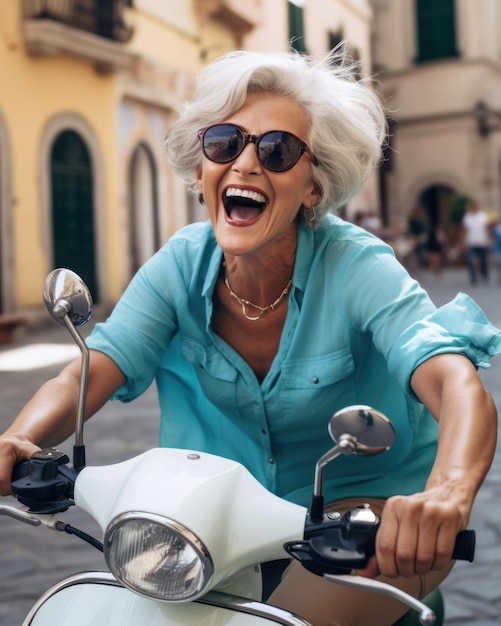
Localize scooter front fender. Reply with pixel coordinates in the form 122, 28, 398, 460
23, 571, 312, 626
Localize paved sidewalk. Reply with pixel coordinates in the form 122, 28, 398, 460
0, 268, 499, 625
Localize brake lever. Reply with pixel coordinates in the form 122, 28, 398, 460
325, 574, 436, 625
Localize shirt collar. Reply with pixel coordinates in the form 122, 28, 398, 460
200, 220, 317, 320
294, 225, 315, 293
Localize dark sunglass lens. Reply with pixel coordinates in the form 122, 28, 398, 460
258, 131, 303, 171
203, 125, 243, 163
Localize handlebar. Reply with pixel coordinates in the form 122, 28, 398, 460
11, 449, 77, 513
285, 506, 475, 577
11, 453, 476, 567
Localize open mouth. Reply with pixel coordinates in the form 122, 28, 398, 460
223, 187, 267, 223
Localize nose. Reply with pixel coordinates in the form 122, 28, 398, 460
231, 138, 262, 175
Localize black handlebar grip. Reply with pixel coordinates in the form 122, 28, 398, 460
452, 529, 475, 562
11, 460, 30, 482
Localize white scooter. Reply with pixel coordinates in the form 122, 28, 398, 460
1, 269, 475, 626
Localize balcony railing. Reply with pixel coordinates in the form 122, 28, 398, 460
22, 0, 133, 44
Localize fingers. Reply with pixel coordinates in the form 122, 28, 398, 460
0, 435, 41, 496
376, 495, 462, 579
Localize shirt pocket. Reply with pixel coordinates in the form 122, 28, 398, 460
280, 349, 357, 425
179, 335, 240, 414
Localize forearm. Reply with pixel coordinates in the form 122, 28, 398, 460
412, 354, 497, 517
2, 366, 82, 448
427, 371, 496, 511
2, 350, 126, 449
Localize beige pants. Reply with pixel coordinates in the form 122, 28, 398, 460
268, 498, 454, 626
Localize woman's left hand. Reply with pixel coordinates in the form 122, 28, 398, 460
372, 487, 467, 578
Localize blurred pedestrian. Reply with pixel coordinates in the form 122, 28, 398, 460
425, 228, 447, 277
491, 217, 501, 285
407, 205, 427, 269
461, 200, 490, 285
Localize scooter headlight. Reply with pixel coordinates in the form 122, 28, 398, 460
104, 512, 213, 601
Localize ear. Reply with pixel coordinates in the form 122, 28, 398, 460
303, 180, 322, 210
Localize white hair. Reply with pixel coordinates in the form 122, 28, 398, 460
165, 46, 386, 226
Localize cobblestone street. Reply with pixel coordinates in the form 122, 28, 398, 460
0, 268, 500, 625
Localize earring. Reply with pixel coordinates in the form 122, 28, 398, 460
302, 206, 316, 227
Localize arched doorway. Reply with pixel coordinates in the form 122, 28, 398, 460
50, 130, 99, 302
127, 142, 160, 277
417, 184, 464, 267
419, 184, 462, 240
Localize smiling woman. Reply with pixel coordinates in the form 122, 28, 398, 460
1, 46, 501, 626
191, 91, 322, 264
166, 48, 384, 225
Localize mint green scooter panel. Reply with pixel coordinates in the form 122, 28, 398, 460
24, 572, 311, 626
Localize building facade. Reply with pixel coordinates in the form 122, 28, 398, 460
369, 0, 501, 254
0, 0, 375, 318
0, 0, 253, 315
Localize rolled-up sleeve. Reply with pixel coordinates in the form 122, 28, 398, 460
388, 292, 501, 397
86, 246, 182, 402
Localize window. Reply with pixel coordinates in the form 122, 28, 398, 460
128, 143, 160, 277
415, 0, 458, 62
288, 1, 307, 53
329, 30, 343, 52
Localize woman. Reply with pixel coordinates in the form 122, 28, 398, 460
0, 49, 500, 625
490, 217, 501, 284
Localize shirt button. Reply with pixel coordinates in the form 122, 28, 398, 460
312, 377, 319, 384
268, 457, 275, 464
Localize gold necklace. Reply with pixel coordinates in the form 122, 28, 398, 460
223, 270, 293, 321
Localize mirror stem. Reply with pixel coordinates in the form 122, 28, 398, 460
310, 436, 357, 523
313, 436, 357, 496
61, 311, 88, 470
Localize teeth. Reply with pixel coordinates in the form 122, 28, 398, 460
226, 188, 266, 204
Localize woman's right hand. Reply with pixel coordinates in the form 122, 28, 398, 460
0, 434, 41, 496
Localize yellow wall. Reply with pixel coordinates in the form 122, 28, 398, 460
0, 1, 243, 311
128, 5, 201, 71
1, 35, 119, 307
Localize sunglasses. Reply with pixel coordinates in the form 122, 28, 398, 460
198, 123, 319, 172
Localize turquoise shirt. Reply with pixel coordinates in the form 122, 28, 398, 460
87, 215, 501, 507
